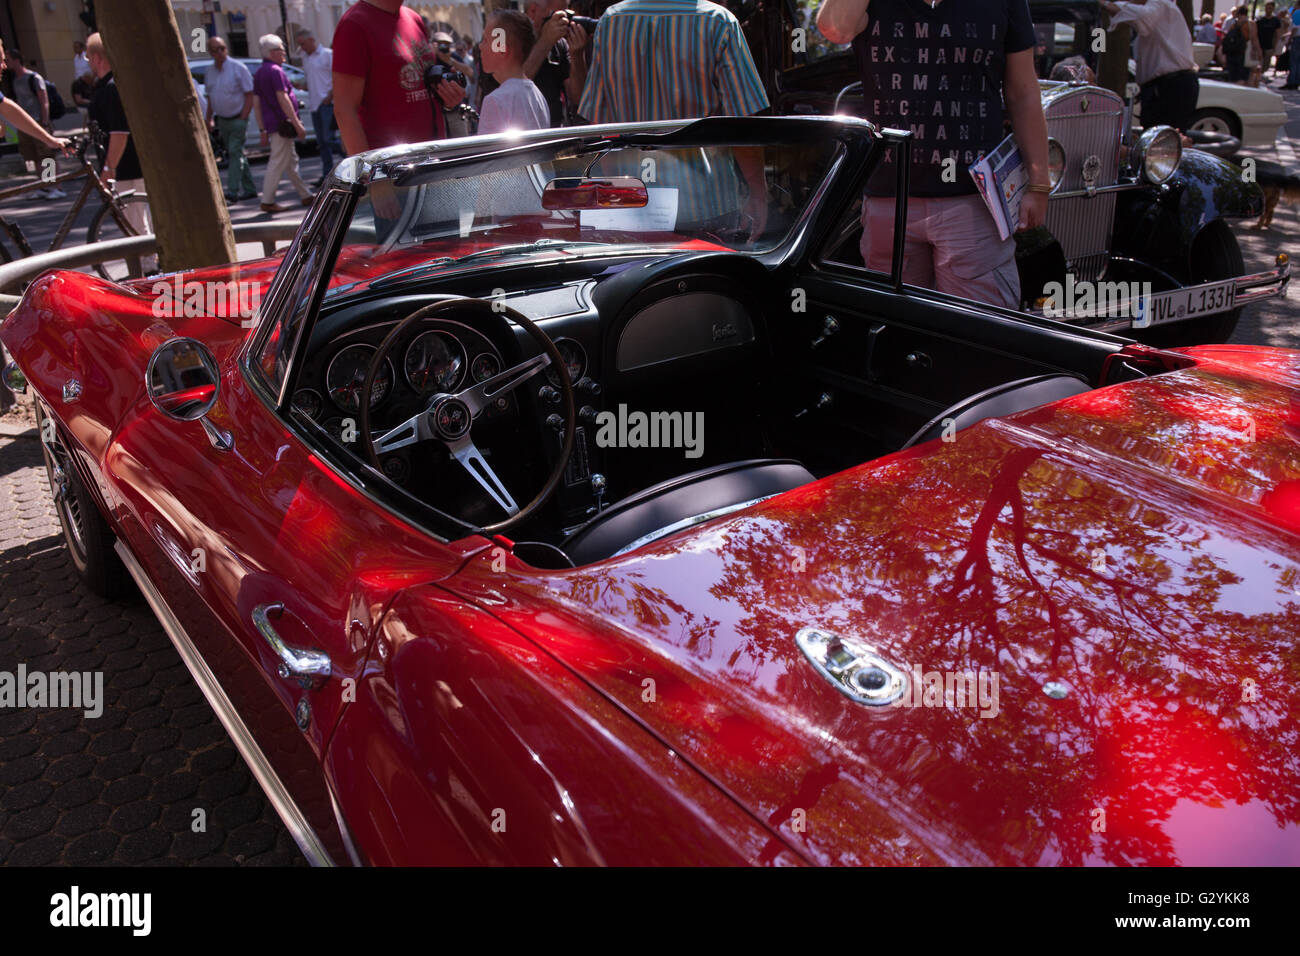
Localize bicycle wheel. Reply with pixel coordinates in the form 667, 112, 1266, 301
87, 194, 153, 282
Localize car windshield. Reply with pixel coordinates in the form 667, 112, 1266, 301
327, 138, 842, 294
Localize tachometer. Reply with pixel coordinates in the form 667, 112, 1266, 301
405, 330, 465, 394
326, 344, 392, 412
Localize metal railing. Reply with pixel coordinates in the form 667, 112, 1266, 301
0, 220, 305, 305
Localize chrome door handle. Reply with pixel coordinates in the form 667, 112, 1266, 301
252, 603, 332, 690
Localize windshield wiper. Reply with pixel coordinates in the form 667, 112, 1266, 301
448, 239, 612, 265
366, 241, 612, 292
365, 257, 456, 291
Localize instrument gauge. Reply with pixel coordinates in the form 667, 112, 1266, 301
470, 353, 500, 383
291, 388, 322, 420
326, 344, 392, 412
405, 330, 465, 394
545, 338, 586, 386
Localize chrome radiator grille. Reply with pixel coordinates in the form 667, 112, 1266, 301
1043, 88, 1125, 284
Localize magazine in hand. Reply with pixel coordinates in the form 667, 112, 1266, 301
969, 134, 1027, 241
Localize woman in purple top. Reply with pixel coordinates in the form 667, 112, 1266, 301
253, 34, 311, 213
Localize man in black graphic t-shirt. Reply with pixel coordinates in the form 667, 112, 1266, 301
816, 0, 1049, 310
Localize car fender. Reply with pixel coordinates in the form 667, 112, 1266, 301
2, 271, 254, 455
1113, 149, 1262, 275
325, 582, 798, 865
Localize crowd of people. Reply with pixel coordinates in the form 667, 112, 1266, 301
0, 0, 1288, 311
1191, 3, 1300, 87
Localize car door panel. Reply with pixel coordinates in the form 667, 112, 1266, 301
105, 358, 483, 862
778, 272, 1117, 450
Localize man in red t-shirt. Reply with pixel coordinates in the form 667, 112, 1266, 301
333, 0, 465, 155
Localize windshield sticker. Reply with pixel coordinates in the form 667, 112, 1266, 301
580, 187, 679, 232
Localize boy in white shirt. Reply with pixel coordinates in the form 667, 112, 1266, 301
477, 10, 549, 136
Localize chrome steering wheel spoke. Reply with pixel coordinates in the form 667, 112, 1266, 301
448, 435, 519, 515
456, 352, 551, 417
374, 409, 433, 455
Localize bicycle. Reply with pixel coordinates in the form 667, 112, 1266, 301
0, 130, 151, 282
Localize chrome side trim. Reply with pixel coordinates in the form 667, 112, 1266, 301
611, 494, 776, 557
329, 786, 365, 867
112, 538, 337, 867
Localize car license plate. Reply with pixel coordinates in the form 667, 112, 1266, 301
1134, 280, 1236, 329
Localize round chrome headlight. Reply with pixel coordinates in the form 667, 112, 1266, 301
1134, 126, 1182, 185
1047, 138, 1066, 191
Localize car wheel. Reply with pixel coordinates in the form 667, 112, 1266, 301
1189, 108, 1242, 140
36, 402, 130, 599
1134, 221, 1244, 347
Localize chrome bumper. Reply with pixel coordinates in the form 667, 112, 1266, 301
1029, 255, 1290, 332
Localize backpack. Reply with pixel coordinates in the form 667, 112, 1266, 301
28, 72, 66, 121
1222, 23, 1246, 56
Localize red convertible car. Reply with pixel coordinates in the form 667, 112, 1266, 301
4, 117, 1299, 866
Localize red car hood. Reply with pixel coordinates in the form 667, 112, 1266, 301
447, 346, 1300, 865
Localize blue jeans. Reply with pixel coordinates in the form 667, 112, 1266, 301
311, 103, 341, 180
1289, 37, 1300, 86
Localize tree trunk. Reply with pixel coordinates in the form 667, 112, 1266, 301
1177, 0, 1194, 31
1201, 0, 1215, 20
98, 0, 235, 272
1099, 18, 1132, 99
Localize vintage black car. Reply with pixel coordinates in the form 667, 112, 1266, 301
731, 0, 1290, 344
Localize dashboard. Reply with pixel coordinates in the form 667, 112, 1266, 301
287, 253, 771, 536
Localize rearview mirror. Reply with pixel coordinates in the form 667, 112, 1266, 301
146, 338, 220, 421
542, 176, 649, 211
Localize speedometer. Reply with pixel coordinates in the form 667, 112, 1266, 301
326, 344, 392, 412
405, 330, 465, 394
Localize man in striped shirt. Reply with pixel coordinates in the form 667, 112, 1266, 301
577, 0, 772, 240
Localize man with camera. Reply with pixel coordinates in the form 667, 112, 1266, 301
426, 28, 474, 136
516, 0, 590, 127
333, 0, 466, 156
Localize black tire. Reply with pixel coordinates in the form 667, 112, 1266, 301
1133, 221, 1244, 347
1189, 107, 1243, 141
35, 402, 130, 599
87, 194, 153, 281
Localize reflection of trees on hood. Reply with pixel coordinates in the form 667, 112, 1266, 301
554, 366, 1300, 864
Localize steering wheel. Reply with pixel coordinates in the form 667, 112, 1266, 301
357, 298, 576, 535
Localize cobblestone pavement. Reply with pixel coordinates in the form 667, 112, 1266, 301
1227, 79, 1300, 351
0, 422, 305, 866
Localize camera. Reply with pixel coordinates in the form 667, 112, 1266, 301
424, 61, 467, 89
542, 11, 598, 34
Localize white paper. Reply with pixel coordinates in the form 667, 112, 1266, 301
581, 187, 679, 232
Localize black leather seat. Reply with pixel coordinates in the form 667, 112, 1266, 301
563, 458, 814, 565
902, 374, 1091, 449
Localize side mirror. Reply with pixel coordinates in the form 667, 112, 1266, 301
146, 338, 232, 449
541, 176, 649, 211
147, 337, 219, 420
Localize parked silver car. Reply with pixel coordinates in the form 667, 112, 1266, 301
189, 57, 317, 161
